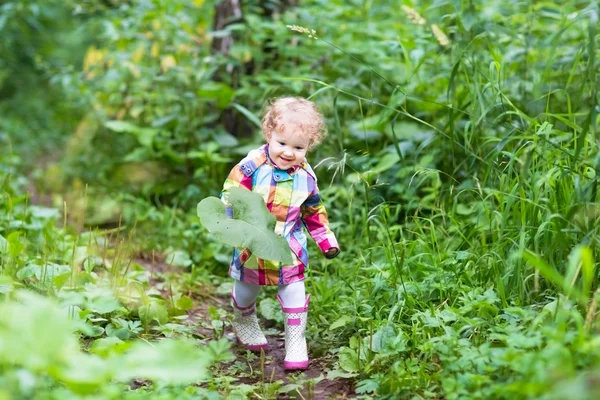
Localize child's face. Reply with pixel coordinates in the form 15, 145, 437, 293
268, 125, 311, 170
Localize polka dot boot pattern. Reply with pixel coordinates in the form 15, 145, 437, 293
231, 294, 267, 351
278, 294, 310, 370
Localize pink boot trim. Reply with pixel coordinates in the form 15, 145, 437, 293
284, 360, 309, 370
279, 295, 310, 369
231, 290, 256, 310
277, 294, 310, 312
236, 337, 268, 351
231, 291, 267, 351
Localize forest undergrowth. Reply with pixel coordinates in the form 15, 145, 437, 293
1, 0, 600, 399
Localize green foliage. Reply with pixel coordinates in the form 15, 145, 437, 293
0, 157, 230, 398
197, 187, 294, 264
139, 300, 169, 328
0, 290, 228, 397
54, 0, 236, 204
5, 0, 600, 398
0, 0, 96, 158
258, 297, 284, 323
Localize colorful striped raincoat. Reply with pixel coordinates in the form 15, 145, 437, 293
221, 145, 339, 286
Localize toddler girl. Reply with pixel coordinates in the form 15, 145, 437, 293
220, 96, 340, 370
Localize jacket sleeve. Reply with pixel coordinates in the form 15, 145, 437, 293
220, 164, 253, 217
301, 182, 340, 258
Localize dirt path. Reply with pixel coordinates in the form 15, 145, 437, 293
137, 254, 355, 399
25, 165, 355, 397
193, 296, 355, 399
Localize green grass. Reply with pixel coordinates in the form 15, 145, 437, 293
2, 0, 600, 399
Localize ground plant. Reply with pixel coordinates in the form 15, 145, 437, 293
1, 0, 600, 399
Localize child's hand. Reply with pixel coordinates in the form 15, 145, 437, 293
324, 247, 340, 259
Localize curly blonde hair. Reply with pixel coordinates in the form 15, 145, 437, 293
261, 97, 327, 150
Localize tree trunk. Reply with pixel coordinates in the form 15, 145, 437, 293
210, 0, 300, 137
211, 0, 243, 56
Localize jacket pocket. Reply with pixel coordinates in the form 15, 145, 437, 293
288, 231, 309, 266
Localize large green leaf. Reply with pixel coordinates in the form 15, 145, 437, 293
0, 234, 7, 254
258, 298, 284, 323
105, 120, 158, 147
0, 291, 80, 371
139, 301, 169, 327
197, 187, 293, 264
116, 339, 214, 385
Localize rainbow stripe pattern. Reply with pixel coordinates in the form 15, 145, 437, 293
221, 145, 339, 286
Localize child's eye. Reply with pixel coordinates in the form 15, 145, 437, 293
295, 147, 303, 150
278, 142, 285, 145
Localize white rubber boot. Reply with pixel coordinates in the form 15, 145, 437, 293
278, 294, 310, 370
231, 292, 268, 351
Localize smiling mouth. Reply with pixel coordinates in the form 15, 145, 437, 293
280, 157, 293, 162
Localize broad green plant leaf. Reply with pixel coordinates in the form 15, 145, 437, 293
197, 82, 235, 108
139, 301, 169, 327
369, 324, 398, 353
105, 120, 158, 147
105, 323, 131, 340
0, 234, 7, 254
105, 120, 138, 133
79, 324, 104, 338
7, 232, 23, 259
116, 339, 215, 385
197, 187, 293, 264
330, 315, 352, 330
16, 263, 71, 290
338, 347, 360, 372
88, 337, 132, 357
259, 298, 284, 323
327, 369, 358, 380
28, 206, 60, 220
231, 103, 261, 128
0, 291, 80, 371
206, 338, 236, 363
523, 250, 586, 305
176, 295, 194, 311
165, 249, 192, 268
0, 275, 17, 295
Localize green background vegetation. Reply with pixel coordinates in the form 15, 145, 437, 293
1, 0, 600, 398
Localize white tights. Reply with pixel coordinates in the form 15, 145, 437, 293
233, 279, 306, 308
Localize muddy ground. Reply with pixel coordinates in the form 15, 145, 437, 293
136, 254, 356, 399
